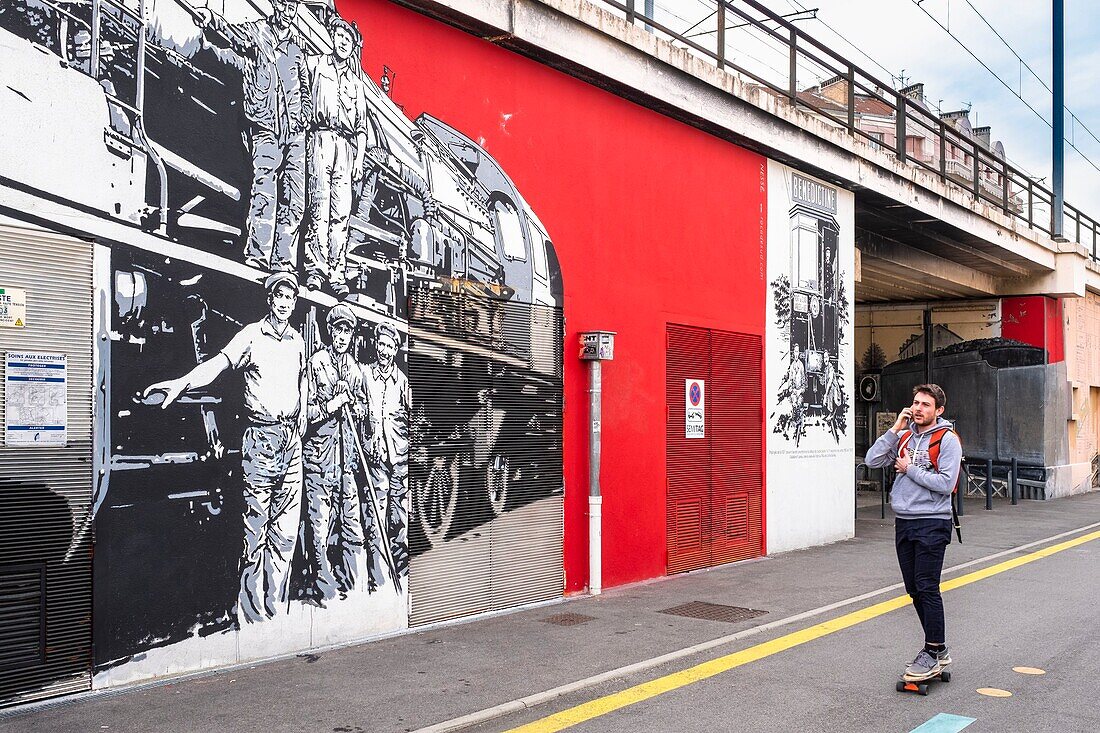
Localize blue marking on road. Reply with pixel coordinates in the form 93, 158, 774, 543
909, 713, 977, 733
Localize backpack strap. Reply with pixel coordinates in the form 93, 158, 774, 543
907, 425, 964, 543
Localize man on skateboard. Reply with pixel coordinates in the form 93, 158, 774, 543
866, 384, 961, 683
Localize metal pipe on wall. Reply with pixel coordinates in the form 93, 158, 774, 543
588, 359, 603, 595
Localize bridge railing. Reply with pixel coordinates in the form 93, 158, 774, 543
596, 0, 1100, 258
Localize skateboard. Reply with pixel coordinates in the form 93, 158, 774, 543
896, 667, 951, 696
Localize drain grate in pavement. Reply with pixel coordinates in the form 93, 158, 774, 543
658, 601, 767, 624
540, 612, 597, 626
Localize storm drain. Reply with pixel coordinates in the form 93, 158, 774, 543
540, 613, 597, 627
658, 601, 767, 624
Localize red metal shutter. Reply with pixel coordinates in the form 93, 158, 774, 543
709, 331, 764, 564
665, 325, 711, 574
666, 325, 764, 575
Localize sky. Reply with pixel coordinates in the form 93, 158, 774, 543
646, 0, 1100, 228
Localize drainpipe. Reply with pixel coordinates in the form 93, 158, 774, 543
580, 331, 615, 596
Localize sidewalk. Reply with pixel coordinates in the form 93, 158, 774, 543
3, 493, 1099, 733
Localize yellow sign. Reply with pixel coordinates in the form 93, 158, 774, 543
0, 287, 26, 328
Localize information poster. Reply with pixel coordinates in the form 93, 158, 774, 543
5, 351, 67, 446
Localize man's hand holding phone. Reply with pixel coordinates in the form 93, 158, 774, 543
891, 408, 913, 435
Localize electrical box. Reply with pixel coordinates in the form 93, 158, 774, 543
579, 331, 615, 361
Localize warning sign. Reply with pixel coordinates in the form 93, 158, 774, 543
685, 379, 705, 439
0, 287, 26, 328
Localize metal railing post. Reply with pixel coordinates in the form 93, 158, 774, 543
896, 95, 907, 162
1011, 457, 1019, 505
788, 28, 798, 99
716, 1, 726, 67
1028, 180, 1034, 227
957, 463, 965, 516
972, 144, 981, 199
1002, 159, 1010, 213
846, 64, 855, 133
985, 459, 993, 509
626, 0, 635, 25
939, 122, 947, 177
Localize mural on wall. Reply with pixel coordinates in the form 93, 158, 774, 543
769, 170, 850, 445
0, 0, 562, 684
765, 160, 855, 554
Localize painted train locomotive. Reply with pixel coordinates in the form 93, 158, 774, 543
1, 0, 563, 662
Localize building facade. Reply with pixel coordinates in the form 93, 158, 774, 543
7, 0, 1089, 711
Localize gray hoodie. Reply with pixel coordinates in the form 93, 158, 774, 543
865, 417, 961, 520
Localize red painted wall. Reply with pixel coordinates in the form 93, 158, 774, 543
343, 0, 767, 590
1002, 296, 1064, 363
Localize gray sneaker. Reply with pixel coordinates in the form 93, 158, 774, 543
935, 647, 952, 667
903, 649, 941, 681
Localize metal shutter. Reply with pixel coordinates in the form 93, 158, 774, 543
0, 224, 93, 706
666, 325, 712, 574
709, 330, 764, 565
408, 289, 563, 626
666, 325, 763, 575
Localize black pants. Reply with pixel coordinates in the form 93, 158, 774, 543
895, 517, 952, 645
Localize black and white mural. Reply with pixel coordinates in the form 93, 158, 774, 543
0, 0, 563, 685
765, 161, 854, 553
769, 171, 851, 446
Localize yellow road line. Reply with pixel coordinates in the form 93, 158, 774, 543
508, 529, 1100, 733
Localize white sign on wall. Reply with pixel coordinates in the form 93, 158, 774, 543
685, 378, 705, 438
5, 351, 67, 446
0, 286, 26, 327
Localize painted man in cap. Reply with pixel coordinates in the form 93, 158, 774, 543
192, 0, 311, 272
303, 303, 368, 603
144, 272, 307, 622
303, 15, 370, 297
363, 321, 410, 582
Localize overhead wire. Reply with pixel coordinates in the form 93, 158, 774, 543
783, 0, 903, 89
959, 0, 1100, 159
909, 0, 1100, 177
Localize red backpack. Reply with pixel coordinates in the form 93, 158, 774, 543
899, 424, 964, 542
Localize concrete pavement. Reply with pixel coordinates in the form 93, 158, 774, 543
3, 492, 1099, 733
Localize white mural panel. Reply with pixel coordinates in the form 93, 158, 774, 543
765, 161, 855, 553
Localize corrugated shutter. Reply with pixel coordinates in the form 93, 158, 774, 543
666, 325, 763, 575
0, 224, 94, 706
709, 330, 763, 565
666, 325, 712, 574
408, 289, 563, 626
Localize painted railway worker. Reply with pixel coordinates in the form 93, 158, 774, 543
303, 16, 369, 298
143, 272, 308, 623
865, 383, 961, 683
303, 304, 368, 604
192, 0, 311, 273
780, 343, 807, 439
363, 322, 410, 582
